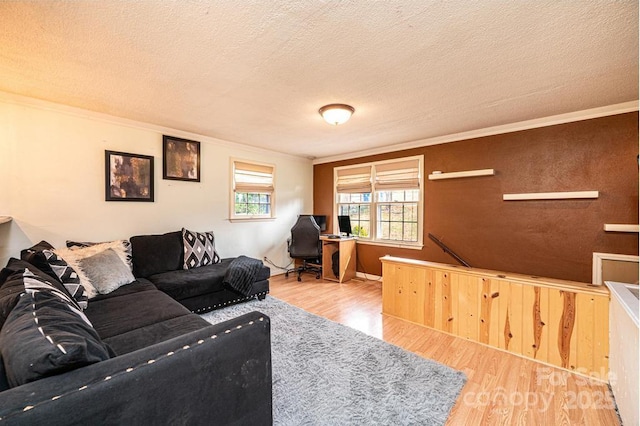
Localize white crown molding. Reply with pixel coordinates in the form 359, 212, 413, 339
0, 91, 311, 164
313, 101, 639, 165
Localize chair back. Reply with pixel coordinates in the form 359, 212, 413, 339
289, 215, 321, 259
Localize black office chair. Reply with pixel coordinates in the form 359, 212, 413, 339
285, 215, 322, 281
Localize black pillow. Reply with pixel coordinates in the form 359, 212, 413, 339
130, 231, 183, 278
20, 241, 61, 282
0, 260, 75, 330
3, 258, 69, 294
0, 270, 111, 387
17, 243, 89, 308
0, 356, 9, 392
0, 270, 26, 331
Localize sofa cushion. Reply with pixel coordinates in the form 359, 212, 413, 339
89, 278, 157, 302
130, 231, 183, 278
0, 270, 111, 387
148, 259, 270, 302
0, 356, 9, 392
1, 258, 70, 292
78, 248, 135, 295
0, 271, 30, 331
148, 258, 233, 300
182, 228, 219, 269
103, 314, 209, 355
85, 287, 194, 339
0, 260, 75, 330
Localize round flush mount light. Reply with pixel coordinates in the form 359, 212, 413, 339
319, 104, 355, 125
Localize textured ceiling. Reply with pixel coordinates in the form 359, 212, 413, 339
0, 1, 637, 160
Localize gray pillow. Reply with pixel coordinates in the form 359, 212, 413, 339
78, 248, 135, 295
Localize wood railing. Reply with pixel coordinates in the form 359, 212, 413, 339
380, 256, 610, 379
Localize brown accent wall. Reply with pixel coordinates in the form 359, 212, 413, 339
313, 112, 639, 283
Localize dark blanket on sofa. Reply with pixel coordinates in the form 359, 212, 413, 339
223, 256, 264, 296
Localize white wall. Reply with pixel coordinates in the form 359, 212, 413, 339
0, 94, 313, 274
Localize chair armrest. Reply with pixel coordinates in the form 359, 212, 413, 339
0, 312, 272, 425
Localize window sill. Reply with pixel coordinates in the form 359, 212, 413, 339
355, 239, 423, 250
229, 217, 276, 223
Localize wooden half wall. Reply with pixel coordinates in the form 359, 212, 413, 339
313, 112, 639, 283
381, 256, 610, 378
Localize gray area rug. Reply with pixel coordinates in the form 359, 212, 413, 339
202, 296, 467, 425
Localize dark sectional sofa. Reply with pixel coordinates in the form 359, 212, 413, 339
0, 231, 272, 425
130, 230, 270, 313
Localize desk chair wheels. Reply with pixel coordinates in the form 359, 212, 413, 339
285, 260, 322, 282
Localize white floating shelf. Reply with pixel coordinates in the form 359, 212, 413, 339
0, 216, 12, 225
604, 224, 639, 233
503, 191, 599, 201
428, 169, 495, 180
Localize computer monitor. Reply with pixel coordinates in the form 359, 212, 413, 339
337, 215, 352, 236
312, 215, 327, 232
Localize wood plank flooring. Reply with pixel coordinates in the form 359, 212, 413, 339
269, 274, 620, 425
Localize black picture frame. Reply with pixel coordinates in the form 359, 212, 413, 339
162, 135, 201, 182
105, 150, 154, 202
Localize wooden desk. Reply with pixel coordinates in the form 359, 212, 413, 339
320, 236, 356, 283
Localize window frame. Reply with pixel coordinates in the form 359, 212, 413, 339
333, 155, 424, 249
230, 158, 276, 221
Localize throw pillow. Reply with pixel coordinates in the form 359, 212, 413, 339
20, 240, 62, 282
0, 270, 111, 387
50, 247, 97, 299
0, 269, 30, 331
54, 242, 132, 299
78, 248, 135, 295
182, 228, 220, 269
41, 250, 89, 310
66, 239, 133, 270
2, 258, 71, 296
129, 231, 183, 278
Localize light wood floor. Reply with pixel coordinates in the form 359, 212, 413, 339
269, 274, 620, 425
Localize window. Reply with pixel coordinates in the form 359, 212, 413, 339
231, 160, 275, 220
335, 156, 423, 247
337, 193, 371, 237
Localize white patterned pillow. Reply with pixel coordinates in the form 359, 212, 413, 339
42, 249, 89, 309
182, 228, 220, 269
66, 239, 133, 271
54, 242, 132, 299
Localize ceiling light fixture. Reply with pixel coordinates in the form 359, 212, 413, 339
319, 104, 355, 125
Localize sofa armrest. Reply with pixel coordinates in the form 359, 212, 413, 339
0, 312, 272, 425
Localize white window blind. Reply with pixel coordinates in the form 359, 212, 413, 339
334, 155, 424, 247
233, 161, 274, 193
374, 159, 420, 190
335, 165, 372, 193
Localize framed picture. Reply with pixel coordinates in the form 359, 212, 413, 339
105, 150, 154, 202
162, 135, 201, 182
